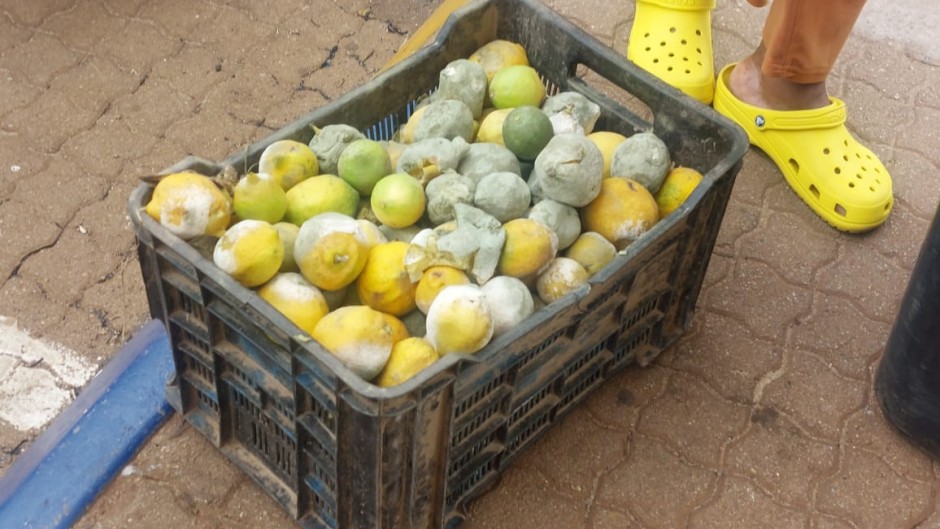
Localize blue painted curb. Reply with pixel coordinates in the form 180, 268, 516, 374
0, 320, 175, 529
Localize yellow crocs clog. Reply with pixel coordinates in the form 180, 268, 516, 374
713, 64, 894, 232
627, 0, 716, 104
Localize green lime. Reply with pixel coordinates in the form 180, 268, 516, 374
337, 138, 392, 195
502, 106, 554, 161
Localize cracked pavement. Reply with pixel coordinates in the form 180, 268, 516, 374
1, 0, 938, 527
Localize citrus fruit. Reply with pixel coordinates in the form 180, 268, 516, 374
542, 92, 602, 134
436, 59, 488, 118
425, 172, 475, 225
527, 199, 581, 250
356, 218, 388, 249
284, 174, 360, 226
307, 124, 365, 175
425, 284, 494, 355
468, 39, 529, 82
399, 105, 429, 144
375, 337, 440, 387
356, 241, 418, 316
530, 133, 605, 207
580, 177, 660, 249
233, 172, 287, 223
480, 275, 535, 337
310, 305, 400, 380
411, 99, 475, 143
497, 217, 558, 283
655, 166, 704, 217
395, 137, 466, 184
415, 266, 471, 314
212, 219, 283, 287
256, 272, 329, 335
382, 311, 411, 344
587, 131, 629, 178
473, 171, 531, 223
370, 173, 426, 229
536, 257, 589, 304
564, 231, 617, 276
502, 105, 554, 161
273, 221, 300, 273
337, 138, 392, 195
457, 142, 521, 184
610, 131, 672, 193
475, 108, 513, 145
258, 139, 319, 191
488, 65, 545, 109
144, 171, 231, 240
294, 212, 369, 291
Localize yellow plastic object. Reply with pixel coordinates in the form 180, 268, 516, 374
713, 64, 894, 232
626, 0, 715, 104
380, 0, 472, 73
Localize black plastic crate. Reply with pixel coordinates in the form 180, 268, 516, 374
128, 0, 747, 527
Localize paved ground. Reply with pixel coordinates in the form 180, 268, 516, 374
1, 0, 939, 527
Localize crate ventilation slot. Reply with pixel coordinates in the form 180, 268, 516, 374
446, 458, 497, 508
452, 397, 503, 447
454, 372, 508, 419
231, 385, 297, 480
622, 295, 660, 329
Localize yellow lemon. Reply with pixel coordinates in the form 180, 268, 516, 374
356, 241, 418, 317
563, 231, 617, 276
655, 166, 704, 217
425, 284, 494, 355
587, 131, 629, 178
258, 139, 319, 191
382, 311, 411, 344
294, 213, 369, 291
468, 39, 530, 82
415, 266, 471, 314
311, 305, 400, 380
233, 172, 287, 223
475, 108, 513, 145
212, 219, 283, 287
370, 173, 426, 229
375, 337, 440, 387
285, 174, 360, 226
535, 257, 589, 304
144, 171, 231, 240
256, 272, 329, 335
580, 177, 660, 249
488, 65, 545, 109
497, 217, 558, 284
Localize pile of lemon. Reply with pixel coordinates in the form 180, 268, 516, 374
144, 40, 703, 388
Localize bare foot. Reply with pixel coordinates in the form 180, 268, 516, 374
728, 44, 831, 111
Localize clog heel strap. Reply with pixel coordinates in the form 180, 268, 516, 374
713, 64, 893, 232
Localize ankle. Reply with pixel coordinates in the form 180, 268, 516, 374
728, 48, 830, 111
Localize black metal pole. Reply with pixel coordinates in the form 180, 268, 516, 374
875, 202, 940, 458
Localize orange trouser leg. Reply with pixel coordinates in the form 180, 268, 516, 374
759, 0, 867, 83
